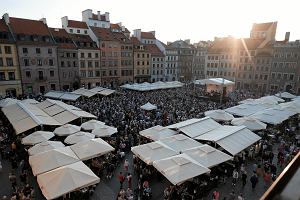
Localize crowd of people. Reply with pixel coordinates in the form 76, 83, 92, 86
0, 84, 299, 200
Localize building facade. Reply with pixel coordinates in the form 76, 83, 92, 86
0, 18, 22, 97
146, 44, 165, 82
165, 46, 178, 81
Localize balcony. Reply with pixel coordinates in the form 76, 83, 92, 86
36, 76, 48, 82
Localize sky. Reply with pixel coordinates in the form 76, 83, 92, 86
1, 0, 299, 43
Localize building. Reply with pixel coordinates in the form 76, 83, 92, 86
145, 44, 165, 82
165, 45, 178, 81
49, 28, 79, 91
167, 40, 195, 82
82, 9, 110, 29
62, 18, 101, 89
193, 44, 209, 80
4, 14, 59, 95
131, 37, 151, 83
0, 18, 22, 97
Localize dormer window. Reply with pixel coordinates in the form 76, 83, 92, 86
84, 30, 88, 34
70, 29, 73, 33
77, 30, 80, 34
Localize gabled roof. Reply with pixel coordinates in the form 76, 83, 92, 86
68, 20, 88, 29
49, 28, 76, 49
112, 32, 131, 43
252, 22, 276, 31
9, 17, 51, 36
130, 37, 141, 45
0, 19, 9, 32
145, 44, 164, 57
141, 32, 155, 39
91, 27, 115, 41
49, 28, 69, 38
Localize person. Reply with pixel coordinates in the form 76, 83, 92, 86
237, 193, 244, 200
250, 173, 258, 190
8, 173, 17, 191
241, 171, 247, 187
127, 173, 132, 189
232, 169, 239, 186
118, 172, 125, 189
212, 190, 220, 200
124, 159, 129, 172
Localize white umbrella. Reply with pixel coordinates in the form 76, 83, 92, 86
81, 119, 106, 131
22, 131, 54, 145
231, 117, 267, 131
54, 124, 80, 136
29, 146, 79, 176
275, 92, 296, 99
204, 110, 234, 121
92, 125, 118, 137
64, 131, 95, 145
70, 138, 114, 161
28, 141, 65, 156
37, 161, 100, 200
140, 102, 157, 111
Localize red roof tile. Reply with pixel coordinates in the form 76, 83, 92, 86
131, 37, 141, 45
145, 44, 164, 57
0, 19, 9, 32
252, 22, 276, 31
110, 23, 120, 30
9, 17, 51, 36
68, 20, 88, 29
113, 32, 131, 43
49, 28, 69, 38
91, 27, 115, 41
49, 28, 76, 49
141, 32, 155, 39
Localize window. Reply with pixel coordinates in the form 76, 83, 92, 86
264, 75, 268, 80
70, 29, 73, 33
290, 74, 294, 81
0, 72, 5, 80
38, 71, 43, 79
277, 73, 282, 79
77, 30, 80, 34
95, 71, 100, 77
95, 61, 99, 68
6, 58, 13, 66
4, 46, 11, 54
88, 71, 93, 77
81, 53, 84, 58
37, 59, 42, 66
88, 53, 92, 58
95, 53, 99, 58
50, 84, 56, 90
36, 48, 41, 54
8, 72, 15, 80
23, 48, 28, 54
26, 71, 31, 78
48, 48, 52, 54
88, 61, 92, 68
61, 61, 65, 67
84, 30, 87, 34
49, 59, 54, 66
271, 72, 275, 79
80, 71, 86, 77
80, 61, 85, 68
50, 70, 54, 77
0, 58, 3, 66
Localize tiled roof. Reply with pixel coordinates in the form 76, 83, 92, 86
68, 20, 88, 29
91, 27, 115, 41
124, 28, 130, 33
131, 37, 141, 45
69, 34, 98, 49
9, 17, 51, 36
110, 23, 120, 30
49, 28, 76, 49
49, 28, 69, 38
145, 44, 164, 57
113, 32, 131, 43
252, 22, 276, 31
57, 43, 76, 49
0, 19, 9, 32
141, 32, 155, 39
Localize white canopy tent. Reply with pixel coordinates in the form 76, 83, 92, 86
22, 131, 54, 145
44, 91, 81, 101
195, 126, 261, 155
121, 81, 184, 91
183, 145, 233, 168
250, 107, 297, 125
140, 102, 157, 111
278, 101, 300, 113
54, 124, 81, 136
64, 131, 95, 145
139, 125, 177, 141
204, 110, 234, 122
173, 117, 222, 139
225, 103, 273, 117
37, 161, 100, 200
167, 118, 203, 129
159, 134, 203, 153
231, 117, 267, 131
29, 147, 79, 176
81, 120, 106, 131
152, 154, 210, 185
131, 142, 178, 165
70, 138, 114, 161
28, 141, 65, 156
258, 96, 285, 104
275, 92, 296, 99
89, 87, 116, 96
0, 98, 20, 107
72, 88, 97, 98
91, 125, 118, 137
2, 102, 61, 135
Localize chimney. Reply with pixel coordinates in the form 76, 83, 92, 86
150, 31, 155, 37
97, 11, 101, 20
285, 32, 290, 42
121, 26, 125, 32
184, 39, 190, 44
39, 18, 47, 25
105, 12, 110, 21
117, 22, 122, 27
133, 29, 141, 41
3, 13, 9, 24
61, 16, 68, 28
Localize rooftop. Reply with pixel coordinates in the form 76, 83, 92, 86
141, 32, 155, 39
9, 17, 50, 36
252, 22, 277, 31
68, 20, 88, 29
145, 44, 164, 57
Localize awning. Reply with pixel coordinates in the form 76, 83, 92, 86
28, 141, 65, 156
54, 124, 81, 136
139, 125, 177, 141
0, 98, 20, 107
64, 131, 95, 145
204, 110, 234, 122
91, 125, 118, 137
195, 126, 261, 155
72, 88, 97, 98
22, 131, 54, 145
231, 117, 267, 131
225, 103, 273, 117
37, 161, 100, 200
131, 141, 178, 165
81, 120, 106, 131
